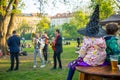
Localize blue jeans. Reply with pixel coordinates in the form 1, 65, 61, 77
66, 67, 75, 80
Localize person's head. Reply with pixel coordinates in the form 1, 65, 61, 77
44, 31, 47, 34
55, 29, 60, 35
106, 23, 119, 35
44, 31, 48, 37
12, 30, 16, 35
35, 33, 40, 38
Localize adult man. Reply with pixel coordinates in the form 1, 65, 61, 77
51, 29, 63, 70
7, 30, 20, 72
43, 31, 49, 63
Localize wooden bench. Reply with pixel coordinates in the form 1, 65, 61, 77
76, 65, 120, 80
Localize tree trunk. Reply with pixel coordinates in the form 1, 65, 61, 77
0, 0, 19, 55
6, 13, 15, 37
0, 15, 7, 55
7, 0, 19, 37
0, 0, 7, 54
0, 35, 7, 55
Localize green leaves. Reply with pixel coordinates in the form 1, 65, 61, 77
90, 0, 115, 20
62, 23, 78, 39
71, 10, 88, 29
36, 16, 50, 32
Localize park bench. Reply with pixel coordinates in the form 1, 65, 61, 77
76, 65, 120, 80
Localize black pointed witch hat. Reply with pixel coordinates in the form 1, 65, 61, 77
78, 5, 106, 37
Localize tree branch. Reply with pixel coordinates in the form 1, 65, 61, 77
113, 0, 120, 9
7, 0, 18, 36
4, 0, 14, 20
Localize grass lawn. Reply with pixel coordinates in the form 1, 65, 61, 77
0, 41, 79, 80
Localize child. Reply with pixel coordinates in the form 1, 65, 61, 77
104, 23, 120, 63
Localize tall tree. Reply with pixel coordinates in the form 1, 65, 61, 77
0, 0, 23, 54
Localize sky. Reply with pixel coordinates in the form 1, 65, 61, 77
22, 0, 90, 16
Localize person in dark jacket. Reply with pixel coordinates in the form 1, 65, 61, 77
7, 30, 20, 72
77, 37, 80, 47
51, 29, 63, 70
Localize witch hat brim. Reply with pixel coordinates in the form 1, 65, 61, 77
78, 25, 106, 37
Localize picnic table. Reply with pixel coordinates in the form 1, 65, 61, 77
76, 65, 120, 80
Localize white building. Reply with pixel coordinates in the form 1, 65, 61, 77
50, 13, 73, 26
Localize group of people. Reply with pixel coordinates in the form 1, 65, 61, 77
4, 4, 120, 80
6, 29, 63, 72
66, 4, 120, 80
32, 29, 63, 69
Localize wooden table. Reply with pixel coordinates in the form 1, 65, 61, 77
76, 65, 120, 80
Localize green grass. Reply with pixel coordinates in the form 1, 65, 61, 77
0, 41, 79, 80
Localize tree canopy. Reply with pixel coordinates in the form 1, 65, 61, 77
36, 16, 50, 32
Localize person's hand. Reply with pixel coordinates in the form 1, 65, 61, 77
6, 52, 10, 56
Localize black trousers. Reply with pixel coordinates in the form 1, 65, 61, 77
77, 42, 80, 47
10, 52, 19, 70
53, 51, 62, 68
43, 44, 48, 61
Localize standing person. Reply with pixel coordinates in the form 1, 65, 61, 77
76, 37, 80, 48
66, 5, 108, 80
7, 30, 20, 72
51, 29, 63, 70
43, 31, 49, 63
104, 23, 120, 63
33, 33, 45, 68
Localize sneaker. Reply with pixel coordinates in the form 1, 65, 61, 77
40, 65, 45, 68
33, 65, 37, 68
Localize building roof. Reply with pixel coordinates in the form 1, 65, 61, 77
50, 13, 73, 19
100, 14, 120, 25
